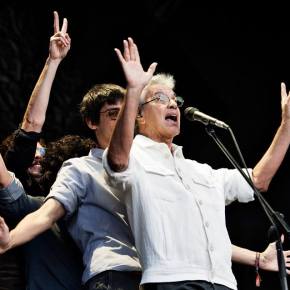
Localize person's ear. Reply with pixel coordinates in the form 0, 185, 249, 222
137, 107, 143, 118
137, 113, 145, 125
86, 118, 98, 130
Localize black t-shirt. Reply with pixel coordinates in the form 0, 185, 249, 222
0, 249, 25, 290
4, 128, 42, 196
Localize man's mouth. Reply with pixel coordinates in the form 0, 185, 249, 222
165, 113, 178, 124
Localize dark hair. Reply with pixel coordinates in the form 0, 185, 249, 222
79, 83, 125, 125
0, 132, 16, 156
0, 129, 45, 158
39, 134, 95, 195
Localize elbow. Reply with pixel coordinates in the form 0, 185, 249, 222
107, 154, 128, 173
252, 176, 271, 192
22, 116, 45, 132
0, 172, 13, 189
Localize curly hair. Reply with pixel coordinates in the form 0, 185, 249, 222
0, 132, 16, 156
39, 134, 95, 195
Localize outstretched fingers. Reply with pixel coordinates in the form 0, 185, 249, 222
128, 37, 137, 61
114, 48, 125, 65
281, 82, 290, 120
0, 216, 9, 239
0, 216, 5, 226
61, 17, 68, 34
122, 39, 130, 61
114, 38, 131, 64
147, 62, 158, 77
53, 11, 60, 34
53, 11, 69, 46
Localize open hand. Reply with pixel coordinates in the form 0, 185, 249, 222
114, 37, 157, 90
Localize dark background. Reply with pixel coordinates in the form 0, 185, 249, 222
1, 1, 290, 289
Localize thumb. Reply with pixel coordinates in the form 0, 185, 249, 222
147, 62, 158, 76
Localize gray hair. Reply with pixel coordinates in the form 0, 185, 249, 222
140, 73, 176, 103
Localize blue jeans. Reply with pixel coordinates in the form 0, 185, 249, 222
84, 270, 141, 290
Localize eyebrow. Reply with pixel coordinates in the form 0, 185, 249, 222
104, 107, 120, 111
155, 91, 177, 98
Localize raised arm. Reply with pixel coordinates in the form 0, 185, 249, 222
0, 152, 44, 221
107, 37, 157, 172
252, 82, 290, 191
22, 11, 71, 132
0, 154, 12, 188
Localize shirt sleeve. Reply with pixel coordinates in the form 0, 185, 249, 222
102, 148, 135, 192
0, 172, 25, 203
214, 167, 254, 205
45, 158, 88, 218
0, 172, 43, 224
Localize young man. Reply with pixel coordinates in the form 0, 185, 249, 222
103, 37, 290, 290
0, 83, 142, 290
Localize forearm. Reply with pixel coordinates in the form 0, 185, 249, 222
253, 121, 290, 191
22, 57, 61, 132
108, 87, 142, 172
232, 244, 256, 266
6, 210, 52, 250
0, 174, 42, 222
1, 198, 64, 253
0, 154, 12, 188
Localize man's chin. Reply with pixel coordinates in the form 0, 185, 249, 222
27, 167, 42, 178
166, 126, 180, 138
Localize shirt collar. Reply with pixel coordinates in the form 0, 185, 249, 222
89, 147, 104, 160
134, 134, 184, 157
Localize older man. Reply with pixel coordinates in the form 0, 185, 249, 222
103, 37, 290, 290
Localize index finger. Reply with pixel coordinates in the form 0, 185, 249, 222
53, 11, 60, 33
281, 82, 287, 99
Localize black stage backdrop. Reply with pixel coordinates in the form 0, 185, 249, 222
0, 1, 290, 289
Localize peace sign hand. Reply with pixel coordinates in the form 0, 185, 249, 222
49, 11, 71, 61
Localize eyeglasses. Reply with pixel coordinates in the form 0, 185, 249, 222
141, 92, 184, 108
99, 108, 120, 120
35, 146, 46, 157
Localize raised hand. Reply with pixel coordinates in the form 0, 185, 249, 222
49, 11, 71, 61
259, 238, 290, 273
0, 216, 10, 254
114, 37, 157, 90
281, 82, 290, 122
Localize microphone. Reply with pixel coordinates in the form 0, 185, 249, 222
184, 107, 229, 129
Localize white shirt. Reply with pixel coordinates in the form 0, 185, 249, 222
103, 135, 254, 289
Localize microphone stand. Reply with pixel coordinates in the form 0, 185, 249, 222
205, 125, 289, 290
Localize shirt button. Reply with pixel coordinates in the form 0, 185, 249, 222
210, 245, 214, 252
198, 200, 203, 205
205, 221, 209, 228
